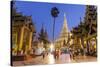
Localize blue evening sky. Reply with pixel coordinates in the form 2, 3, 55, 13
15, 1, 86, 41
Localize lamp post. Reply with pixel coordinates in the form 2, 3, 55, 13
51, 7, 59, 44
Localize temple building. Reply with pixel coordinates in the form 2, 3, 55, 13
12, 4, 35, 56
84, 5, 97, 55
55, 13, 71, 49
71, 5, 97, 56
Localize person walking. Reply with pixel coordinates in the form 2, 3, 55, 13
54, 49, 57, 59
57, 49, 61, 59
42, 48, 45, 59
42, 51, 45, 59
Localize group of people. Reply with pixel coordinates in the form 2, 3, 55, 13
53, 48, 75, 61
42, 48, 61, 59
54, 49, 61, 59
42, 48, 49, 59
41, 47, 75, 62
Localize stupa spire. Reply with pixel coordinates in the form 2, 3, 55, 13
55, 13, 70, 47
61, 13, 69, 35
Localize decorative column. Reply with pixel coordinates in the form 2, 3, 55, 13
19, 27, 24, 53
28, 32, 33, 52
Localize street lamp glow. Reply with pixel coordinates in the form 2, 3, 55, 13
48, 53, 55, 64
50, 43, 54, 52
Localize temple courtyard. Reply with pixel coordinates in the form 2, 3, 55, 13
13, 53, 97, 66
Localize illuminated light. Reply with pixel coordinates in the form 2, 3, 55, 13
84, 41, 86, 44
48, 53, 55, 64
50, 43, 54, 52
94, 44, 96, 49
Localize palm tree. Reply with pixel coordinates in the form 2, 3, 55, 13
51, 7, 59, 43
